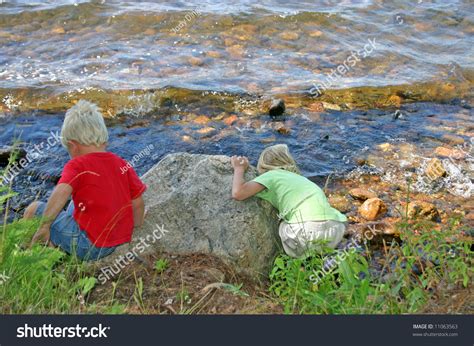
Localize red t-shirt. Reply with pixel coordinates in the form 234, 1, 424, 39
58, 152, 147, 247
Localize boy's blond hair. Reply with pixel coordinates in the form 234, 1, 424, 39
257, 144, 300, 175
60, 100, 109, 148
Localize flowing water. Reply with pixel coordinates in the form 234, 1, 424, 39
0, 0, 473, 218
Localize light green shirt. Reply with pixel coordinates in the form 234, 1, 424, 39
253, 169, 347, 224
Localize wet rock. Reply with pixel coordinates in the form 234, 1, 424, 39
387, 95, 402, 107
349, 188, 377, 201
275, 124, 291, 135
188, 57, 204, 66
434, 146, 466, 159
51, 27, 66, 34
442, 134, 464, 145
307, 102, 324, 112
328, 194, 352, 213
378, 143, 393, 152
309, 30, 323, 37
321, 102, 341, 111
223, 114, 238, 126
127, 153, 279, 278
195, 126, 217, 138
425, 158, 447, 180
354, 156, 367, 166
279, 31, 299, 40
358, 198, 387, 221
226, 45, 245, 58
0, 146, 26, 165
206, 51, 222, 59
405, 201, 440, 222
268, 99, 285, 117
193, 115, 210, 125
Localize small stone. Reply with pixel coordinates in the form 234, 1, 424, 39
359, 198, 387, 221
279, 31, 299, 40
276, 125, 290, 135
321, 102, 341, 111
387, 95, 402, 107
442, 134, 464, 145
193, 115, 210, 124
349, 188, 377, 201
354, 157, 367, 166
269, 99, 285, 117
405, 201, 439, 222
51, 27, 65, 34
196, 127, 216, 137
223, 115, 238, 126
425, 158, 447, 181
206, 51, 222, 58
188, 57, 204, 66
307, 102, 324, 112
226, 45, 245, 58
309, 30, 323, 37
182, 135, 193, 142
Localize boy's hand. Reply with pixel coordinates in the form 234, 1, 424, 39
30, 225, 51, 246
231, 155, 249, 171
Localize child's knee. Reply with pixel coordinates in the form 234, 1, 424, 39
23, 201, 40, 219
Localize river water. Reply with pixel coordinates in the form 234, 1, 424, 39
0, 0, 473, 218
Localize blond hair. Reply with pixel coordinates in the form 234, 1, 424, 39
60, 100, 109, 148
257, 144, 300, 175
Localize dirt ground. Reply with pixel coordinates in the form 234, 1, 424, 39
89, 250, 472, 315
90, 252, 283, 314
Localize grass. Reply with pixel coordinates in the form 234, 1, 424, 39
0, 149, 472, 314
269, 220, 472, 314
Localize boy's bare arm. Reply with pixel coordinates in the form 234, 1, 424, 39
132, 195, 145, 227
231, 156, 265, 200
31, 183, 72, 245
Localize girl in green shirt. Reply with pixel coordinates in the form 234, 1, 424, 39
231, 144, 347, 258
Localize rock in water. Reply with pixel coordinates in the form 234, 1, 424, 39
349, 188, 377, 201
268, 99, 285, 117
359, 198, 387, 221
132, 153, 279, 278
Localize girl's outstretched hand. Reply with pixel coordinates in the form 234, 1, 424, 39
231, 155, 249, 171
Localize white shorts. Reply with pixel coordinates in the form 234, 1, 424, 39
278, 220, 346, 258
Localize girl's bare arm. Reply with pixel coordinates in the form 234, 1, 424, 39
231, 156, 265, 200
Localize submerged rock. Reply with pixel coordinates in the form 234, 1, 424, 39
359, 197, 387, 221
129, 153, 279, 278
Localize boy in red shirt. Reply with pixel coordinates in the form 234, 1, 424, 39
24, 100, 147, 260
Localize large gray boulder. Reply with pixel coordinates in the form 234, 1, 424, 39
129, 153, 279, 278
